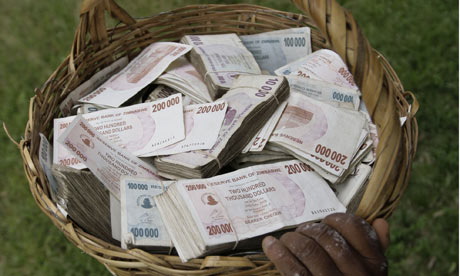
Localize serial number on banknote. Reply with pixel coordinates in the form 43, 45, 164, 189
310, 207, 337, 215
186, 184, 206, 191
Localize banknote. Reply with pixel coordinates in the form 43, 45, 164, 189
147, 101, 228, 156
332, 163, 372, 211
110, 194, 121, 241
76, 103, 109, 114
79, 42, 192, 107
305, 127, 368, 178
39, 133, 59, 203
359, 101, 379, 160
241, 27, 311, 74
60, 57, 129, 116
120, 177, 171, 249
362, 141, 376, 164
51, 165, 112, 241
155, 159, 345, 261
269, 141, 344, 183
276, 49, 379, 160
54, 94, 185, 169
77, 84, 148, 114
232, 149, 293, 170
57, 115, 162, 199
285, 76, 361, 110
269, 92, 366, 170
145, 85, 178, 102
242, 132, 258, 153
275, 49, 359, 90
353, 133, 373, 163
272, 121, 370, 183
247, 101, 288, 152
181, 34, 261, 99
274, 54, 311, 76
156, 56, 213, 103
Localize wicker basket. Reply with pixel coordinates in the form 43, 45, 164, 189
15, 0, 418, 274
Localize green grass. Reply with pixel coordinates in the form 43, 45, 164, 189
0, 0, 457, 275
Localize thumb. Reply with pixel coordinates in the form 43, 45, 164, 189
372, 218, 390, 252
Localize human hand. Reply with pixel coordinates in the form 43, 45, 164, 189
262, 213, 390, 276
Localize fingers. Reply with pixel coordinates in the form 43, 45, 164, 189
279, 232, 342, 276
297, 222, 370, 276
322, 213, 388, 275
263, 214, 390, 276
323, 213, 385, 257
262, 236, 311, 276
372, 218, 390, 251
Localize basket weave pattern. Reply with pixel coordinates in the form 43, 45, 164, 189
16, 0, 418, 274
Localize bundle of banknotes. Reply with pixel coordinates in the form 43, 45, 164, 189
154, 74, 289, 179
180, 34, 262, 99
37, 27, 379, 261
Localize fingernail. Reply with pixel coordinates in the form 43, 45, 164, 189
262, 236, 277, 249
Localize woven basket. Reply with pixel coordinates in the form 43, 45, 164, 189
14, 0, 419, 274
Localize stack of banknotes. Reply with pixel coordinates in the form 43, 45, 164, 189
180, 34, 262, 99
154, 74, 289, 179
36, 27, 379, 261
155, 56, 212, 103
154, 160, 345, 261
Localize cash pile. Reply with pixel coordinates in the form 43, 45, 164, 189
38, 28, 379, 262
154, 160, 345, 261
275, 49, 379, 161
242, 100, 288, 153
181, 34, 262, 99
268, 92, 368, 184
51, 164, 114, 242
155, 57, 213, 103
154, 75, 289, 179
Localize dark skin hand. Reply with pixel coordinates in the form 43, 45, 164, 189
262, 213, 390, 276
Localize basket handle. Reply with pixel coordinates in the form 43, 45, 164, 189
70, 0, 136, 72
291, 0, 384, 113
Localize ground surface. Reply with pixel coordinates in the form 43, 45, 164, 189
0, 0, 458, 275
